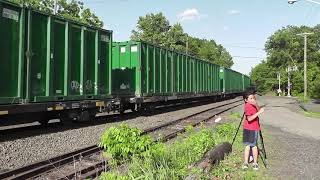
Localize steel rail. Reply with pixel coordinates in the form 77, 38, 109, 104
0, 99, 242, 180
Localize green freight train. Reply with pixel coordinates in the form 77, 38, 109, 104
0, 0, 252, 124
112, 41, 221, 97
112, 41, 252, 112
0, 0, 113, 123
219, 67, 251, 93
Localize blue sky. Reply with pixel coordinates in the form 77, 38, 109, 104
83, 0, 320, 75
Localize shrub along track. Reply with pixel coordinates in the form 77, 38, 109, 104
0, 99, 242, 180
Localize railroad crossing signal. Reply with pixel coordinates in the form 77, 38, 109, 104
286, 65, 298, 72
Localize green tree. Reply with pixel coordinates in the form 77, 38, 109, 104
251, 25, 320, 98
131, 13, 234, 68
166, 23, 187, 52
250, 61, 277, 93
80, 8, 103, 27
11, 0, 54, 13
10, 0, 103, 28
198, 41, 233, 67
131, 13, 170, 46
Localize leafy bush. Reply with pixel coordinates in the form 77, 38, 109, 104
122, 128, 216, 179
99, 124, 153, 161
99, 122, 245, 179
214, 123, 236, 140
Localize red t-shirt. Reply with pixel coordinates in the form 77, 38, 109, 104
243, 103, 260, 130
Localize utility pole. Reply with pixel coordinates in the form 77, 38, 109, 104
277, 72, 281, 96
297, 32, 313, 99
287, 66, 291, 97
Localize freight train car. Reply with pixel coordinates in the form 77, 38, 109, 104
243, 74, 251, 91
0, 0, 113, 124
112, 41, 245, 112
219, 67, 247, 93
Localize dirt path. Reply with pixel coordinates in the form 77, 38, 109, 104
256, 96, 320, 179
263, 125, 320, 179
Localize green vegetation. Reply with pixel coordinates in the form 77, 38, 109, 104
297, 94, 311, 103
250, 25, 320, 98
304, 111, 320, 118
131, 13, 233, 68
10, 0, 103, 27
212, 128, 270, 179
99, 121, 271, 179
99, 124, 154, 162
229, 112, 242, 120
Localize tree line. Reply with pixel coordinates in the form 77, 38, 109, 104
251, 25, 320, 98
9, 0, 104, 27
131, 13, 234, 68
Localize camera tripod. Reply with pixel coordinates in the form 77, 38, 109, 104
231, 113, 268, 168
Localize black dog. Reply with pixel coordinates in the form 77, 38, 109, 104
188, 142, 232, 173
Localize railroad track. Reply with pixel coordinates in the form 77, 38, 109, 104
0, 99, 242, 180
0, 97, 231, 142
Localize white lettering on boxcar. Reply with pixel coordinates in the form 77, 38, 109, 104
2, 8, 19, 22
85, 80, 93, 91
131, 45, 138, 52
101, 35, 109, 42
120, 47, 126, 53
71, 81, 80, 91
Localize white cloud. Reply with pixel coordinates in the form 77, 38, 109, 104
178, 8, 206, 21
227, 10, 240, 15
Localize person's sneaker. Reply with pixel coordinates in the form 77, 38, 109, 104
242, 163, 249, 170
252, 163, 259, 171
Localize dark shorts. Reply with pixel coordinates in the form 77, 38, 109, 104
243, 129, 259, 147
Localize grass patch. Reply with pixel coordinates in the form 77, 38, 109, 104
99, 121, 271, 179
304, 111, 320, 118
212, 128, 270, 179
297, 94, 311, 103
229, 112, 242, 120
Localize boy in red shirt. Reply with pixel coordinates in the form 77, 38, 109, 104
242, 93, 264, 170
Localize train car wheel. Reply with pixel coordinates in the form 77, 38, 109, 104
38, 119, 49, 126
120, 109, 125, 115
130, 104, 136, 112
37, 113, 54, 126
79, 111, 90, 122
119, 103, 126, 115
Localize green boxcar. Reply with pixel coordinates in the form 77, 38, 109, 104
0, 0, 113, 104
0, 1, 24, 104
112, 41, 221, 99
243, 75, 251, 91
219, 67, 244, 93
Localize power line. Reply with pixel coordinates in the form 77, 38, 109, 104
222, 44, 265, 50
220, 41, 260, 45
232, 56, 266, 59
